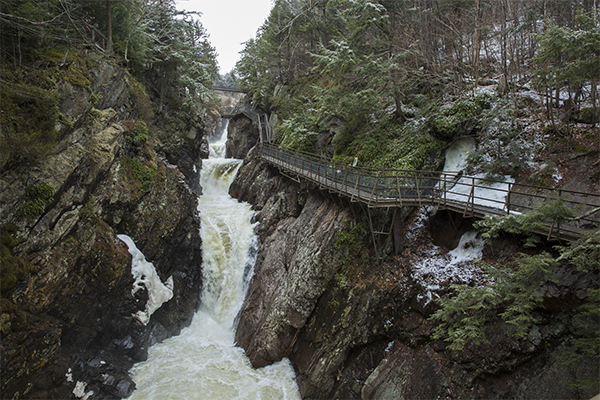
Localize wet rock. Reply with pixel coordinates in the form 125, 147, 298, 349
0, 58, 204, 399
231, 149, 599, 400
235, 191, 350, 368
226, 113, 259, 159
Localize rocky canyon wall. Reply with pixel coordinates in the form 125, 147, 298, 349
226, 114, 259, 159
231, 147, 598, 399
1, 59, 205, 399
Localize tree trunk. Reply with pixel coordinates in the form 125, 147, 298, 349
107, 0, 113, 54
592, 78, 598, 127
501, 0, 508, 84
473, 0, 481, 85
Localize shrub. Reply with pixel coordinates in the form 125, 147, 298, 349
0, 225, 31, 292
124, 157, 157, 191
126, 73, 154, 121
466, 99, 540, 178
79, 194, 97, 219
430, 196, 597, 384
128, 121, 149, 148
278, 110, 319, 153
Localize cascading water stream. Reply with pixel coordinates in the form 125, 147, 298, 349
126, 120, 300, 399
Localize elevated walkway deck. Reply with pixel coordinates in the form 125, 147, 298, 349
259, 143, 599, 243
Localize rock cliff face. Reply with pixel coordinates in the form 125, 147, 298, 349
0, 60, 204, 399
226, 114, 259, 159
231, 148, 597, 399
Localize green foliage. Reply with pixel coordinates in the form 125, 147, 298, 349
466, 98, 536, 178
79, 194, 97, 220
128, 121, 149, 148
475, 197, 577, 248
277, 101, 320, 152
142, 0, 218, 110
15, 183, 55, 219
126, 73, 154, 121
431, 252, 558, 350
430, 93, 491, 137
124, 156, 157, 191
358, 120, 443, 170
335, 221, 370, 275
0, 73, 61, 170
335, 221, 368, 252
556, 230, 600, 392
533, 11, 600, 122
237, 0, 429, 156
331, 114, 443, 171
432, 197, 599, 391
0, 225, 32, 292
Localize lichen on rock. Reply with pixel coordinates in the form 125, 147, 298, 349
0, 57, 205, 399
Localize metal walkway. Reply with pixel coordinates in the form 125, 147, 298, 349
259, 143, 600, 243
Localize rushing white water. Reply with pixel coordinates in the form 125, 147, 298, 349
209, 118, 229, 158
126, 125, 300, 400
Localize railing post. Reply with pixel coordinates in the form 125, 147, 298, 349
415, 175, 421, 206
443, 174, 447, 208
505, 182, 512, 215
259, 144, 598, 242
471, 177, 476, 216
369, 174, 379, 207
463, 177, 475, 217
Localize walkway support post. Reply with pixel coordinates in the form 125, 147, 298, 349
365, 205, 381, 265
258, 143, 598, 243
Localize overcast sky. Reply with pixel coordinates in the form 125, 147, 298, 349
176, 0, 274, 74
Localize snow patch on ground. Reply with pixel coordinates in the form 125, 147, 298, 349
73, 381, 94, 400
118, 234, 174, 325
407, 209, 488, 306
442, 138, 515, 212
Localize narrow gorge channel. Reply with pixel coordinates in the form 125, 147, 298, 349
126, 124, 300, 399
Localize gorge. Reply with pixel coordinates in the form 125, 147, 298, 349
1, 0, 599, 399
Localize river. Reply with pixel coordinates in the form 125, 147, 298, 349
126, 121, 300, 399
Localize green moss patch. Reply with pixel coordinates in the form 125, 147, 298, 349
15, 183, 54, 219
0, 225, 34, 292
430, 93, 491, 138
122, 156, 158, 192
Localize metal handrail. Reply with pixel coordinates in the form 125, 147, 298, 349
259, 143, 600, 241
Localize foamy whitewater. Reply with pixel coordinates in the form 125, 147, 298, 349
126, 121, 300, 399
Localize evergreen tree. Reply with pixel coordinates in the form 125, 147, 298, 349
533, 10, 600, 126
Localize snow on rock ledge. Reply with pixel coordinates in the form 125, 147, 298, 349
118, 234, 174, 325
407, 208, 488, 309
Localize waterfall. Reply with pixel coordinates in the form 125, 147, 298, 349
126, 124, 300, 399
209, 118, 229, 158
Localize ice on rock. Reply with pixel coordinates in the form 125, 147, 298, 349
118, 234, 174, 325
